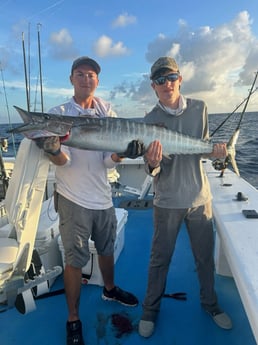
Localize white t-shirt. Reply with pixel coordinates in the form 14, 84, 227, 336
49, 97, 117, 210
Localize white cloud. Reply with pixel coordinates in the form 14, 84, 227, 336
50, 28, 73, 45
93, 35, 130, 57
117, 10, 258, 113
112, 13, 137, 28
49, 28, 78, 59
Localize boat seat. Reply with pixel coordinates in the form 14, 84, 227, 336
0, 238, 18, 263
0, 138, 60, 313
0, 222, 13, 238
0, 238, 18, 275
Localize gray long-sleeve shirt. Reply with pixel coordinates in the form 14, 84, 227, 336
144, 98, 212, 209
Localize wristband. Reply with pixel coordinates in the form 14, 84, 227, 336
149, 165, 160, 176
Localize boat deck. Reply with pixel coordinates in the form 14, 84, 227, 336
0, 196, 256, 345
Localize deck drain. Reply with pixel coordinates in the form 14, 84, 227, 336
118, 199, 153, 209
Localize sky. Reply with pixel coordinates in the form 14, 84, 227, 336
0, 0, 258, 123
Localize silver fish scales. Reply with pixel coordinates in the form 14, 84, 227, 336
10, 106, 239, 175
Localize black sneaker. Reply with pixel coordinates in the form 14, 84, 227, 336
66, 320, 85, 345
102, 286, 138, 306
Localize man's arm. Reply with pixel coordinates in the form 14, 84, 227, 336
34, 136, 69, 166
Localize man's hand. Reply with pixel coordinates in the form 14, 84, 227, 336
34, 136, 61, 156
117, 140, 145, 159
211, 143, 227, 159
145, 140, 162, 168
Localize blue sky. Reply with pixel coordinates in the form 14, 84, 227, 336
0, 0, 258, 123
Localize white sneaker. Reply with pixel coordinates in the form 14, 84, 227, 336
138, 320, 155, 337
211, 311, 232, 330
203, 303, 232, 330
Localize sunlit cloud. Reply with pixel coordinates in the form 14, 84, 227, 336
93, 35, 130, 57
112, 13, 137, 28
110, 10, 258, 114
48, 28, 78, 59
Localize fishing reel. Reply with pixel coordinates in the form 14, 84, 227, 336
212, 158, 228, 171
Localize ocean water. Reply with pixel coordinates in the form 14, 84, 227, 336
1, 111, 258, 188
209, 111, 258, 189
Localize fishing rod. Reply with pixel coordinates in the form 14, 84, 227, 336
0, 63, 16, 197
210, 86, 257, 137
235, 71, 258, 130
0, 63, 17, 157
0, 138, 8, 201
212, 71, 258, 176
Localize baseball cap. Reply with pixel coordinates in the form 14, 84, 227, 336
150, 57, 179, 79
71, 56, 101, 74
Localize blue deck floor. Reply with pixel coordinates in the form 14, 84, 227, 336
0, 204, 256, 345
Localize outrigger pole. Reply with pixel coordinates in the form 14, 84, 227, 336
22, 31, 30, 112
37, 23, 44, 112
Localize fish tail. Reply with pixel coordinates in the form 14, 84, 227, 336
226, 129, 240, 176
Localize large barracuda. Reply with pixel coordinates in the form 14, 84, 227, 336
10, 106, 239, 175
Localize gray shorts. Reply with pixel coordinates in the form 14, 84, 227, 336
57, 193, 117, 268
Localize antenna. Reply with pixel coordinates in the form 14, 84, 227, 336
37, 23, 44, 112
22, 31, 30, 111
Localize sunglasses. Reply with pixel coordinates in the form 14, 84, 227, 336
153, 73, 179, 85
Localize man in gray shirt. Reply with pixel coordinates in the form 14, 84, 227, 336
139, 56, 232, 338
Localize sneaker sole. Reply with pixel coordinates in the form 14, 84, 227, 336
101, 294, 138, 307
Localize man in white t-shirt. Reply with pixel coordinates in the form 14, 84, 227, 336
37, 56, 144, 345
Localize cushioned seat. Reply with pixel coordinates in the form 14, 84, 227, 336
0, 139, 50, 312
0, 238, 18, 279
